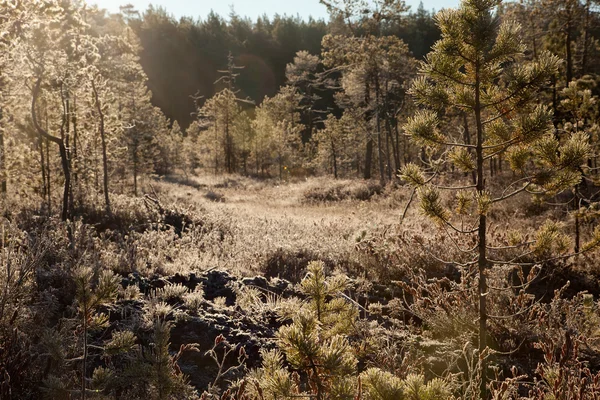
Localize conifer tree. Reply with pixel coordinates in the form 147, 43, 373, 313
286, 50, 325, 143
196, 89, 244, 174
245, 261, 456, 400
14, 0, 91, 220
251, 87, 304, 178
313, 112, 362, 178
322, 33, 414, 183
558, 78, 600, 252
401, 0, 599, 396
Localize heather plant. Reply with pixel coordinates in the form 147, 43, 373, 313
201, 334, 247, 399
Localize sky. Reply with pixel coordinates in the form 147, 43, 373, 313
90, 0, 461, 21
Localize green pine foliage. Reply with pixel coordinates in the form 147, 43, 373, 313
245, 261, 455, 400
401, 0, 600, 396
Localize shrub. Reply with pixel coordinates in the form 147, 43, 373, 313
303, 180, 383, 203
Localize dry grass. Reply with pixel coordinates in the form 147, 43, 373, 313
144, 175, 401, 278
5, 172, 600, 399
129, 172, 590, 283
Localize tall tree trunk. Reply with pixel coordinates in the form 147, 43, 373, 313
39, 137, 47, 213
72, 95, 79, 192
529, 12, 538, 59
463, 112, 477, 184
384, 117, 392, 182
59, 143, 70, 221
92, 79, 111, 214
332, 140, 338, 179
364, 138, 373, 180
32, 76, 70, 221
94, 135, 99, 195
364, 81, 373, 180
45, 106, 51, 214
582, 0, 591, 76
565, 20, 573, 84
133, 142, 138, 197
375, 75, 385, 185
391, 119, 401, 178
474, 59, 488, 399
64, 94, 74, 216
255, 137, 259, 176
214, 118, 219, 175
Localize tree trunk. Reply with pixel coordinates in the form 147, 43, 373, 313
582, 0, 591, 76
133, 146, 138, 197
59, 142, 71, 221
474, 59, 488, 399
32, 77, 70, 221
385, 118, 392, 182
72, 95, 79, 194
364, 81, 373, 180
375, 75, 385, 186
463, 112, 477, 184
64, 95, 74, 216
565, 18, 573, 84
364, 138, 373, 180
92, 79, 111, 214
38, 137, 47, 212
391, 119, 401, 178
332, 140, 338, 179
552, 77, 559, 127
46, 137, 51, 214
529, 12, 538, 59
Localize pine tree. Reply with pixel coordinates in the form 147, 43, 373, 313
245, 261, 456, 400
313, 112, 362, 178
73, 266, 120, 400
14, 0, 89, 220
286, 50, 325, 143
196, 89, 244, 174
0, 0, 28, 198
322, 33, 414, 183
250, 88, 304, 179
401, 0, 599, 396
558, 78, 600, 252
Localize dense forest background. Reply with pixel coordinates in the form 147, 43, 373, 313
129, 3, 439, 129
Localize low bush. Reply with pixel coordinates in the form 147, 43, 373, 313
303, 180, 383, 203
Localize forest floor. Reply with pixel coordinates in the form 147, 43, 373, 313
144, 173, 594, 279
138, 173, 600, 392
6, 172, 600, 398
146, 174, 407, 278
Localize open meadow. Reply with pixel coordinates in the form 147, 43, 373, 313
5, 172, 600, 398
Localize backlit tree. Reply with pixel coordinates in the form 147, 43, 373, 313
401, 0, 599, 396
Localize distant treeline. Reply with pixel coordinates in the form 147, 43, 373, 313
126, 4, 440, 129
